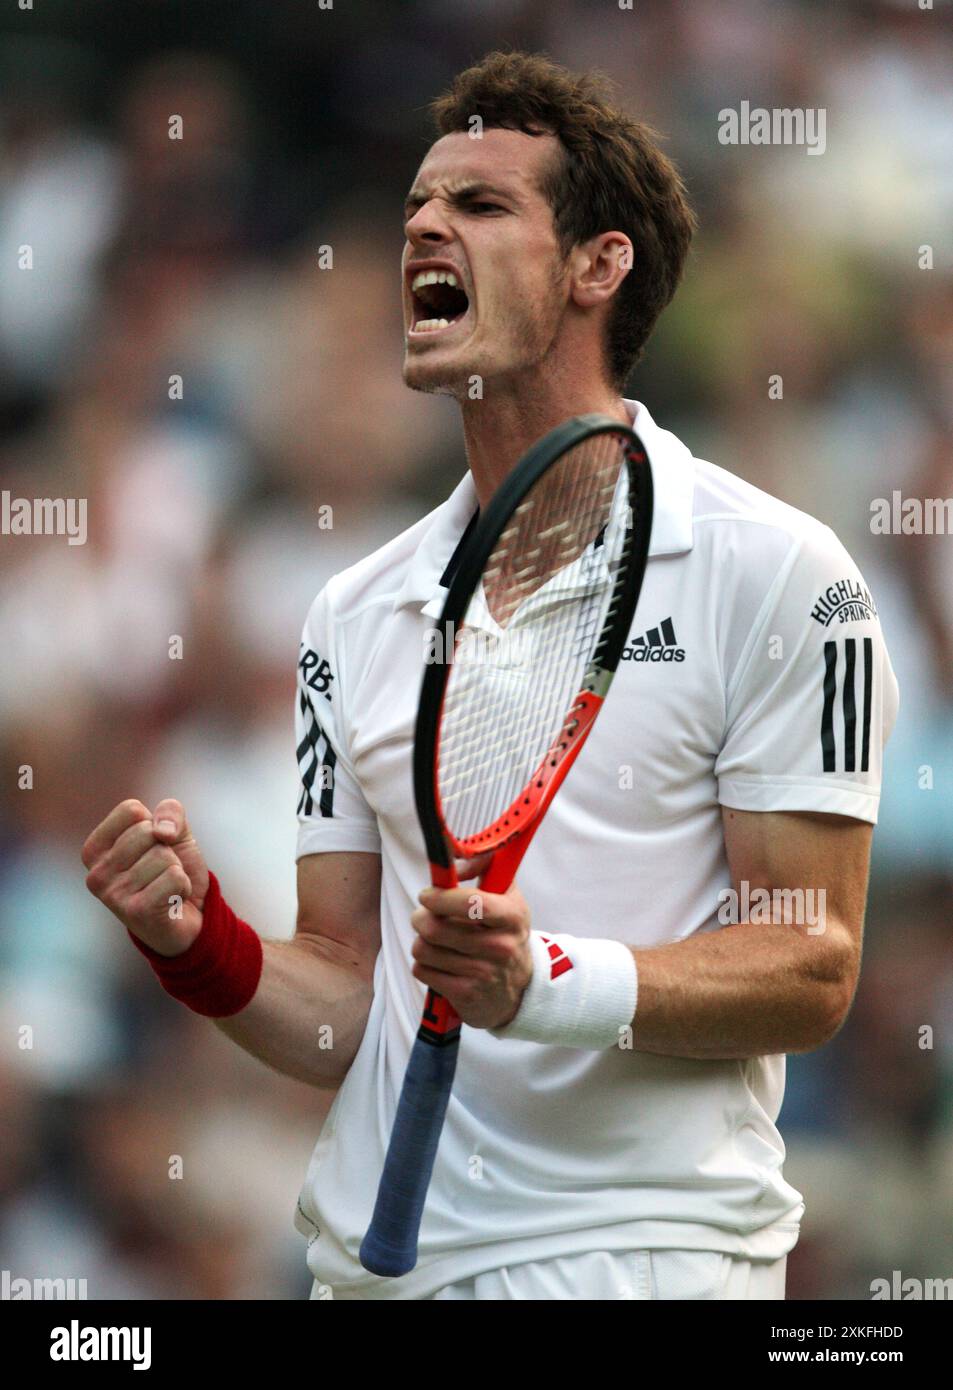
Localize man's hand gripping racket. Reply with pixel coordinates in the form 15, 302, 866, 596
360, 414, 653, 1276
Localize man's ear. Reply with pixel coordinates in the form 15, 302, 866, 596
569, 232, 633, 309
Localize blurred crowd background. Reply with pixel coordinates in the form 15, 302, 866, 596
1, 0, 951, 1300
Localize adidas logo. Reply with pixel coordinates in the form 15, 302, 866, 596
538, 935, 574, 980
622, 617, 685, 663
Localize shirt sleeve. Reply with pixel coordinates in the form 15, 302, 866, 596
715, 524, 899, 824
295, 585, 382, 860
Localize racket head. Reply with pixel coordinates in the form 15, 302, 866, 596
414, 413, 653, 874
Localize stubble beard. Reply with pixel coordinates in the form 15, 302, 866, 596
402, 352, 472, 399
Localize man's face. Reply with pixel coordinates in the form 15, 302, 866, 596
401, 129, 570, 395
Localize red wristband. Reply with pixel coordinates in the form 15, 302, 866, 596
128, 872, 263, 1017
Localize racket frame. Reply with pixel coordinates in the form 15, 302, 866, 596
415, 414, 653, 884
359, 414, 653, 1278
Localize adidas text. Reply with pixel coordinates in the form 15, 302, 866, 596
622, 645, 685, 662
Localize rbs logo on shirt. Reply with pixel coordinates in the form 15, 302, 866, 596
299, 645, 335, 701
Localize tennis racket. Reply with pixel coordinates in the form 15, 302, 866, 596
359, 413, 653, 1277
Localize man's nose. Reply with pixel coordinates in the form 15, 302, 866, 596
405, 202, 453, 247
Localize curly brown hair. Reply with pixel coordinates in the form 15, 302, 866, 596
430, 51, 696, 388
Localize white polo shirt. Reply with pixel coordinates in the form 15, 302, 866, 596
292, 400, 899, 1299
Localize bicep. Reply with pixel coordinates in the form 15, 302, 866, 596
296, 851, 382, 974
721, 807, 872, 944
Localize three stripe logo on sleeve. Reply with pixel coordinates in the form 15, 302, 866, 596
821, 637, 872, 773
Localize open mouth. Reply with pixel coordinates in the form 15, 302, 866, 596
409, 268, 471, 335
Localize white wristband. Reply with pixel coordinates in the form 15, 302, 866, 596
492, 931, 638, 1050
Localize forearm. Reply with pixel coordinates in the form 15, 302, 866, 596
420, 812, 869, 1060
630, 919, 857, 1061
215, 934, 374, 1087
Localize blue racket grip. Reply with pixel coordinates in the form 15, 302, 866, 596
359, 1029, 460, 1276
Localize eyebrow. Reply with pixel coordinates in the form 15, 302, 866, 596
403, 181, 518, 217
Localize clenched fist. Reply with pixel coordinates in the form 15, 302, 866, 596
81, 799, 209, 957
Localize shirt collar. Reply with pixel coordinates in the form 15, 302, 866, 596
392, 398, 695, 616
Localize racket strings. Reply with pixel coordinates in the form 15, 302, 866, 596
438, 432, 639, 844
440, 544, 618, 818
443, 449, 611, 829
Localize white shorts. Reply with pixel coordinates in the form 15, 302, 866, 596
315, 1250, 787, 1301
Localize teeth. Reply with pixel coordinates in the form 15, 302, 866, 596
412, 269, 460, 292
414, 317, 451, 332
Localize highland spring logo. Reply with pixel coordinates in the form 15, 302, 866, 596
718, 101, 826, 156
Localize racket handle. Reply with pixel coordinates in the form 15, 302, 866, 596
359, 1027, 460, 1276
360, 860, 461, 1276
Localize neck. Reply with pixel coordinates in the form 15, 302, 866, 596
458, 372, 631, 509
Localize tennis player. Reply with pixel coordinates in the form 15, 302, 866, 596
82, 52, 898, 1301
